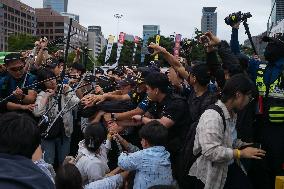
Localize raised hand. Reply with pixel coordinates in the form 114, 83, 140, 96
148, 42, 167, 56
13, 87, 24, 100
204, 32, 221, 47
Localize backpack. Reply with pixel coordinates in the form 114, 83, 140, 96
177, 104, 227, 180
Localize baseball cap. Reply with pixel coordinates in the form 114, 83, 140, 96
4, 53, 23, 65
44, 58, 60, 69
136, 66, 160, 84
117, 75, 137, 88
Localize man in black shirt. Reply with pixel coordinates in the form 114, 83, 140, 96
132, 72, 190, 176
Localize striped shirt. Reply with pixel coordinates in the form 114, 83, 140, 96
189, 100, 247, 189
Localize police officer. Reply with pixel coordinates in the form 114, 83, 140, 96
256, 34, 284, 188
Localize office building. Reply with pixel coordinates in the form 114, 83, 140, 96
141, 25, 160, 63
201, 7, 217, 35
43, 0, 68, 13
271, 0, 284, 26
0, 0, 36, 51
88, 26, 106, 59
35, 8, 87, 49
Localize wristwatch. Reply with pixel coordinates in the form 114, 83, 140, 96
111, 113, 117, 121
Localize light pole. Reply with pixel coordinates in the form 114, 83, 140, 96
114, 14, 123, 42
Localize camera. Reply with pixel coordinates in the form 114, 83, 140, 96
224, 11, 252, 26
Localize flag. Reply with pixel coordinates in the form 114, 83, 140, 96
114, 32, 126, 67
104, 35, 115, 64
132, 36, 139, 63
154, 35, 160, 61
174, 34, 182, 57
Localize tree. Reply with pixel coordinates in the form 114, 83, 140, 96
8, 34, 37, 52
180, 28, 206, 62
240, 44, 254, 57
97, 40, 142, 66
143, 29, 207, 66
144, 35, 174, 66
66, 50, 98, 71
96, 29, 208, 67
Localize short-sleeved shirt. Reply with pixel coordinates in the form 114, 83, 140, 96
0, 73, 37, 103
128, 89, 151, 112
148, 94, 190, 154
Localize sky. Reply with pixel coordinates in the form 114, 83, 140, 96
21, 0, 271, 43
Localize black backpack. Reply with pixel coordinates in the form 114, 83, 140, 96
177, 104, 227, 179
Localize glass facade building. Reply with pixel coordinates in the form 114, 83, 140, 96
43, 0, 68, 13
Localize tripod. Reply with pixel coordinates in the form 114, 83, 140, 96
243, 19, 258, 55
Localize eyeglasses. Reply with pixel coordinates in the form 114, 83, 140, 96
9, 66, 24, 72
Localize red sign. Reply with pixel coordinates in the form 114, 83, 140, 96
118, 32, 126, 44
134, 36, 140, 44
174, 34, 182, 57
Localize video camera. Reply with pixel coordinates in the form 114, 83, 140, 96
225, 11, 252, 26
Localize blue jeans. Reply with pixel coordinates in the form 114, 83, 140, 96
41, 135, 71, 165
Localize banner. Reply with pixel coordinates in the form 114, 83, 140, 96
114, 32, 126, 67
132, 36, 139, 63
104, 35, 115, 64
154, 35, 160, 61
173, 34, 182, 57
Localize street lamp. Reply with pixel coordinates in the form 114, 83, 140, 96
114, 14, 123, 42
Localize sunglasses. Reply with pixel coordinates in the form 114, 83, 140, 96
9, 66, 24, 72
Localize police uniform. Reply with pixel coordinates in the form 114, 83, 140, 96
255, 60, 284, 186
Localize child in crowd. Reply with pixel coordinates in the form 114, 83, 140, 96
75, 123, 111, 185
118, 120, 175, 189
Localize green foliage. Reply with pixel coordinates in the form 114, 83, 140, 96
181, 28, 206, 62
7, 34, 37, 52
67, 51, 98, 71
48, 45, 61, 54
97, 40, 142, 66
144, 35, 174, 66
240, 44, 254, 57
96, 28, 207, 67
97, 46, 106, 65
84, 53, 97, 71
67, 51, 76, 67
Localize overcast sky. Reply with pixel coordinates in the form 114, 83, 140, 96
21, 0, 271, 43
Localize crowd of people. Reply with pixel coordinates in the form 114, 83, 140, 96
0, 21, 283, 189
